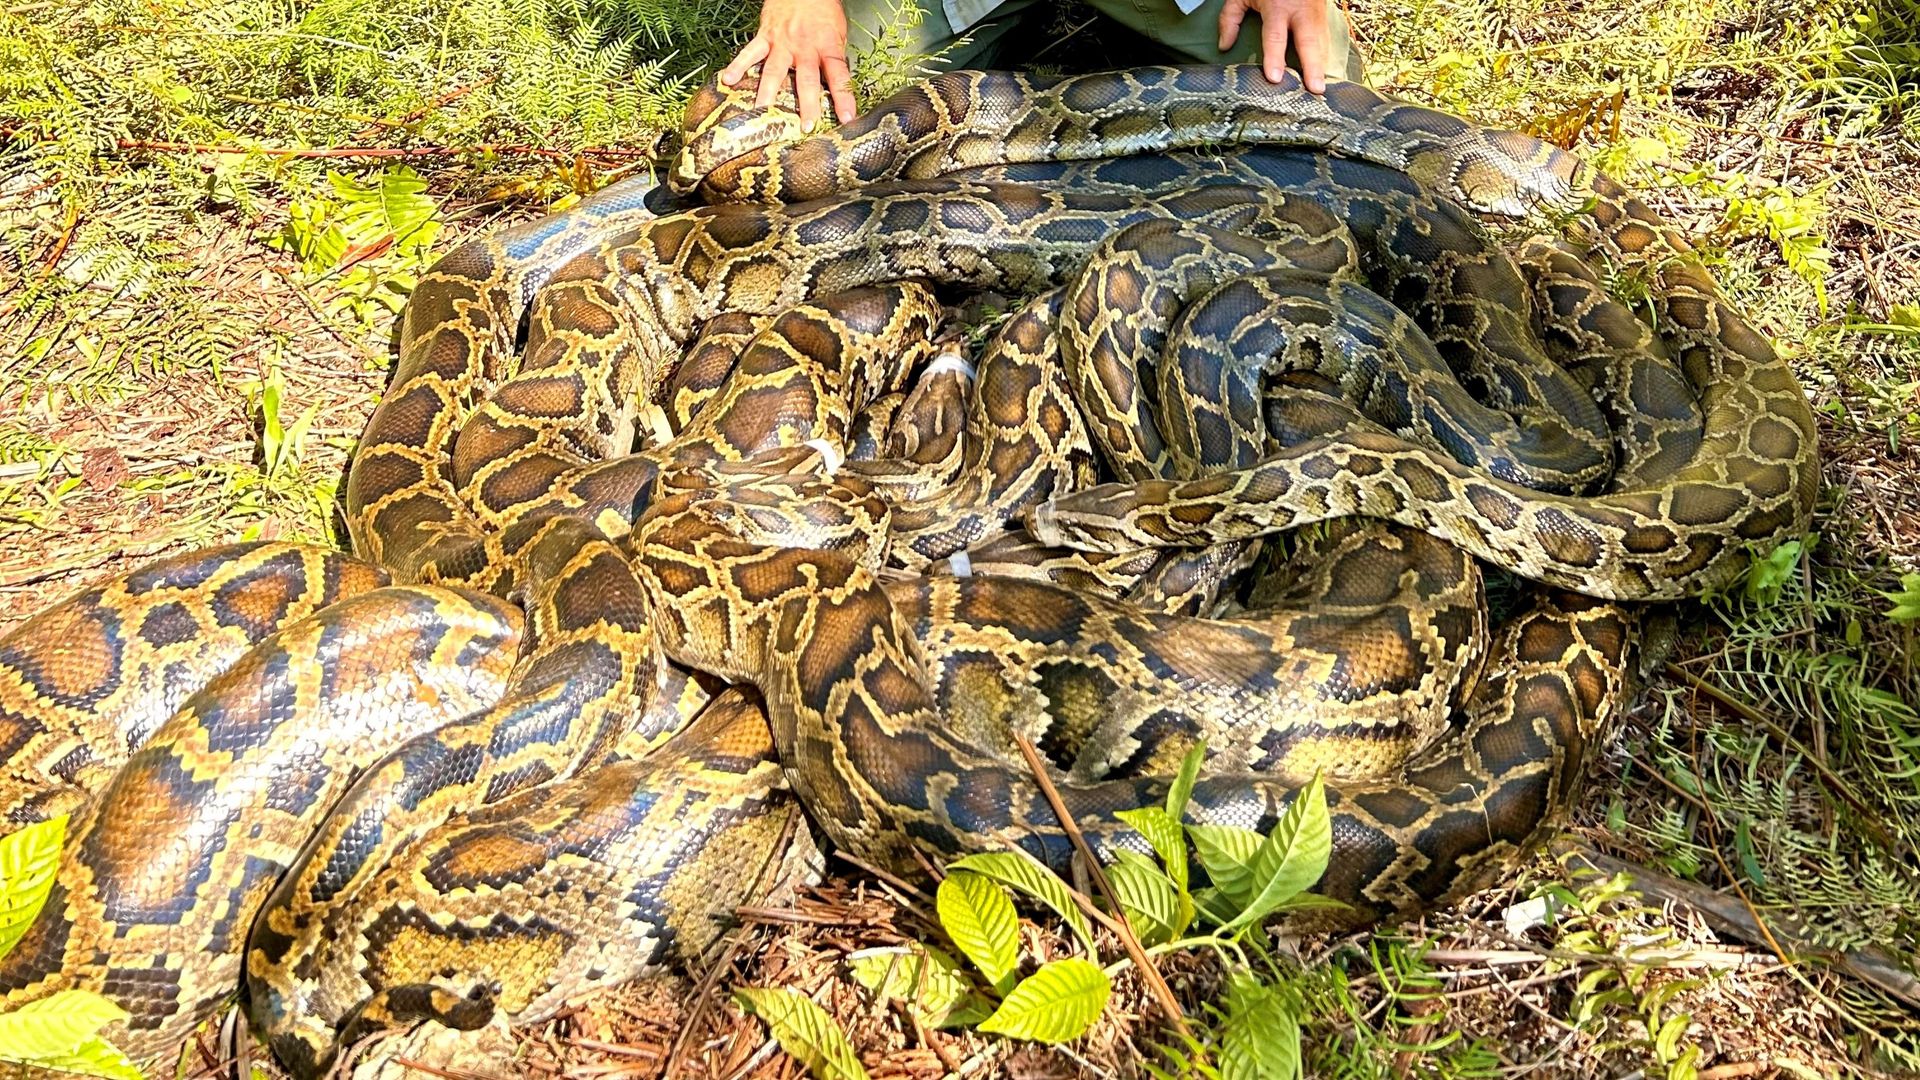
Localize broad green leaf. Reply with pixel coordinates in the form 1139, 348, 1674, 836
936, 871, 1020, 994
1165, 742, 1206, 819
1271, 893, 1350, 916
0, 816, 68, 962
977, 958, 1110, 1043
733, 987, 870, 1080
1653, 1012, 1691, 1062
846, 945, 994, 1028
1883, 571, 1920, 623
260, 373, 285, 470
1743, 540, 1802, 606
1105, 857, 1183, 945
1218, 974, 1301, 1080
0, 990, 128, 1059
1115, 806, 1188, 893
1188, 823, 1264, 908
3, 1035, 145, 1080
1192, 885, 1240, 926
947, 853, 1094, 954
292, 214, 350, 276
376, 168, 438, 245
1222, 774, 1333, 932
334, 168, 436, 245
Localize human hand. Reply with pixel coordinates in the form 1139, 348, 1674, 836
720, 0, 858, 128
1218, 0, 1334, 92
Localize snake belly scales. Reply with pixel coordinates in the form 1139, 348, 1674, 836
0, 65, 1816, 1075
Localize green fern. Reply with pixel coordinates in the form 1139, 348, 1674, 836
0, 0, 744, 409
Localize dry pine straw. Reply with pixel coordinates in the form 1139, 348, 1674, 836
2, 8, 1917, 1080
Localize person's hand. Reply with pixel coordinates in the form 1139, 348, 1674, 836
720, 0, 857, 128
1218, 0, 1333, 92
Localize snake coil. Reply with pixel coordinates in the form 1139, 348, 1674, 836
0, 64, 1814, 1077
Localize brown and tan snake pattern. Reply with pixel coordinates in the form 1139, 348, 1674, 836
0, 64, 1816, 1076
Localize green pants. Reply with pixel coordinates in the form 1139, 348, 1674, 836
846, 0, 1363, 83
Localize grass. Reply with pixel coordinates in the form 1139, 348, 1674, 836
1335, 0, 1920, 1073
0, 0, 1917, 1074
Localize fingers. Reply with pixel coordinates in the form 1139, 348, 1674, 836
756, 46, 794, 108
721, 34, 769, 87
824, 55, 856, 125
724, 49, 850, 127
1259, 9, 1290, 83
795, 58, 823, 128
720, 0, 855, 127
1217, 0, 1248, 50
1293, 7, 1331, 92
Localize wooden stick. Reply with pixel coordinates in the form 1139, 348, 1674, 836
387, 1057, 504, 1080
1559, 841, 1920, 1010
1661, 661, 1900, 855
833, 849, 935, 905
113, 139, 654, 161
352, 76, 499, 141
1012, 734, 1196, 1044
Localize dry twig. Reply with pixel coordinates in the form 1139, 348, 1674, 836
1012, 734, 1196, 1046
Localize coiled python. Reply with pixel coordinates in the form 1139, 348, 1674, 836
0, 63, 1816, 1076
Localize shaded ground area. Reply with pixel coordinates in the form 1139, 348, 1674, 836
1, 0, 1917, 1076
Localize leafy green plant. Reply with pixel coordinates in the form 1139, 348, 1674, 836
1798, 0, 1920, 137
1678, 525, 1920, 961
108, 358, 337, 544
846, 745, 1336, 1077
0, 0, 733, 410
266, 166, 443, 324
734, 987, 870, 1080
1529, 872, 1709, 1080
846, 0, 936, 102
896, 849, 1113, 1045
1741, 537, 1805, 606
1680, 170, 1834, 312
258, 364, 321, 491
1307, 939, 1502, 1079
0, 817, 141, 1079
1881, 572, 1920, 623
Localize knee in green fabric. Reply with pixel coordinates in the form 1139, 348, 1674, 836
837, 0, 1363, 82
843, 0, 1045, 71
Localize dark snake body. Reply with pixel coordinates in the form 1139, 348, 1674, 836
0, 65, 1814, 1076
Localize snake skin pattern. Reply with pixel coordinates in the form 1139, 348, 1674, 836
0, 63, 1816, 1076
